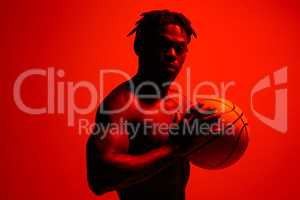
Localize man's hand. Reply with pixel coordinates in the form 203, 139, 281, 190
169, 102, 221, 158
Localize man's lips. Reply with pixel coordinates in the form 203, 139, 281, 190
163, 64, 178, 72
167, 67, 177, 73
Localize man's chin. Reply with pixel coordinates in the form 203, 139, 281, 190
158, 70, 178, 82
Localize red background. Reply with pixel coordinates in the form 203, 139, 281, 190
3, 0, 300, 200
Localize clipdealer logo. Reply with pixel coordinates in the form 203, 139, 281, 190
12, 66, 288, 134
250, 67, 288, 133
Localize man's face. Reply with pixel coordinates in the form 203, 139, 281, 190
143, 24, 189, 81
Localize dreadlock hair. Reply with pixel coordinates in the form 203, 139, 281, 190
127, 10, 197, 56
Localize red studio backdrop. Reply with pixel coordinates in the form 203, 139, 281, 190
2, 1, 300, 200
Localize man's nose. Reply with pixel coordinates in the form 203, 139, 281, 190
165, 47, 176, 62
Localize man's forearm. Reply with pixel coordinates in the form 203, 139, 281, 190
102, 144, 180, 189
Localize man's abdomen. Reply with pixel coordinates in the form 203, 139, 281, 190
117, 159, 190, 200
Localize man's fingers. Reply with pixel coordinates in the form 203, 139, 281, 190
202, 113, 221, 121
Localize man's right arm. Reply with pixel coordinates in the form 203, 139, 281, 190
87, 125, 179, 195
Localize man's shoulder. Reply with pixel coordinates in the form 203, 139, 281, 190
106, 81, 133, 103
98, 80, 138, 119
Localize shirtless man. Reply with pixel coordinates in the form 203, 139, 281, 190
87, 10, 199, 200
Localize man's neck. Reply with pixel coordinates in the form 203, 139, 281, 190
132, 73, 172, 100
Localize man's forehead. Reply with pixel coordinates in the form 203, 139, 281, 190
159, 24, 188, 43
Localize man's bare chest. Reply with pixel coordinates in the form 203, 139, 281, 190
127, 98, 180, 147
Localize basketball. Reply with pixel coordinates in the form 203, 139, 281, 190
181, 98, 249, 169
